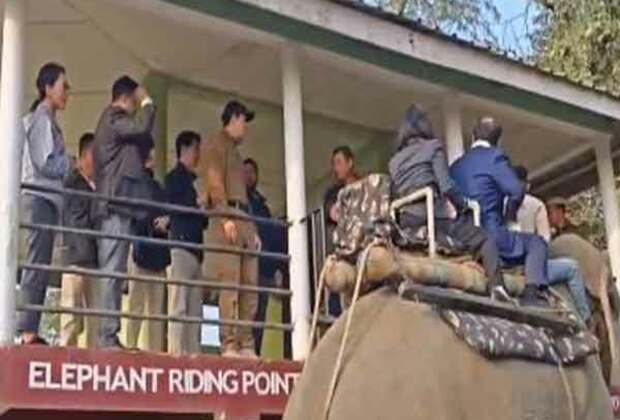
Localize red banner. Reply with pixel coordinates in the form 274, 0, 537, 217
0, 346, 302, 419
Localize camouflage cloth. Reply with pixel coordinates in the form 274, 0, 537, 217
333, 174, 392, 260
440, 309, 599, 365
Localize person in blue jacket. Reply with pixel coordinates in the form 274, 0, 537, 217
450, 116, 549, 305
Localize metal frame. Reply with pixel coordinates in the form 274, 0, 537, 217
15, 182, 294, 353
390, 186, 436, 258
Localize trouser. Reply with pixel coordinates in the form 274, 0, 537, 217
253, 276, 272, 355
400, 213, 503, 288
59, 270, 99, 347
17, 195, 58, 334
126, 263, 165, 351
212, 212, 258, 352
168, 248, 203, 355
547, 257, 592, 321
505, 233, 549, 287
97, 214, 132, 347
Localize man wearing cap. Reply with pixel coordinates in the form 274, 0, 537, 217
201, 100, 260, 358
547, 197, 590, 240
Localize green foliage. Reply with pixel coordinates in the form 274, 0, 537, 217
531, 1, 620, 95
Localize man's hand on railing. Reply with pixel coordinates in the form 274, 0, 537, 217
223, 219, 238, 244
153, 216, 170, 233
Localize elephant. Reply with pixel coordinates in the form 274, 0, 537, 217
285, 288, 613, 420
549, 233, 620, 386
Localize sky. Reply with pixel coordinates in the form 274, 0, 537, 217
490, 0, 538, 54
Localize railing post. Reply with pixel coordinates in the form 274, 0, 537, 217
281, 43, 311, 360
442, 96, 464, 164
595, 137, 620, 282
0, 0, 26, 346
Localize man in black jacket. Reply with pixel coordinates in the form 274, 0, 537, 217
126, 150, 170, 351
166, 131, 207, 355
60, 132, 98, 347
93, 76, 156, 348
243, 158, 286, 355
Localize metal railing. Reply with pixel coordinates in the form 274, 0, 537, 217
17, 182, 294, 353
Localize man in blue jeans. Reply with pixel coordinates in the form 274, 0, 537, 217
546, 258, 591, 321
513, 166, 590, 321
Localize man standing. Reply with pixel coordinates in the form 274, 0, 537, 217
323, 146, 359, 236
450, 117, 549, 306
126, 150, 170, 351
93, 76, 156, 348
60, 133, 98, 347
166, 130, 207, 355
323, 146, 359, 315
514, 165, 551, 242
202, 100, 259, 358
243, 158, 285, 355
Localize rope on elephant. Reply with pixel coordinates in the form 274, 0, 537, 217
557, 360, 576, 420
321, 240, 378, 420
308, 257, 331, 354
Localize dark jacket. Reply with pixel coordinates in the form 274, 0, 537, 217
389, 137, 465, 220
92, 104, 155, 221
450, 144, 527, 259
132, 169, 171, 271
63, 169, 97, 267
248, 187, 284, 282
165, 163, 207, 261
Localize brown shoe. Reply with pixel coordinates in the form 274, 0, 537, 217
221, 348, 242, 358
238, 348, 259, 360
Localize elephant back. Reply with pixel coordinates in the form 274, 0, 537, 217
285, 288, 613, 420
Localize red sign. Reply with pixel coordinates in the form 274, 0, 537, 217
0, 346, 302, 419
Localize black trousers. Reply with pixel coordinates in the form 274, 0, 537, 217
400, 213, 503, 288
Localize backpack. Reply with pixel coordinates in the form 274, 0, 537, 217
332, 174, 392, 260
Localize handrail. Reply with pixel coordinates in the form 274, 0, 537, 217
18, 304, 293, 331
20, 263, 292, 297
21, 222, 290, 262
390, 186, 436, 258
21, 182, 289, 227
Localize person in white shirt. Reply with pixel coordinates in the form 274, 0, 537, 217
514, 165, 591, 321
514, 165, 551, 242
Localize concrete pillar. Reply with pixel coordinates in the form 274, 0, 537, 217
142, 73, 170, 181
0, 0, 25, 345
595, 138, 620, 280
281, 43, 311, 360
442, 97, 464, 164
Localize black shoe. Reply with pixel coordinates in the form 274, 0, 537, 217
101, 337, 126, 350
519, 285, 547, 308
18, 334, 48, 345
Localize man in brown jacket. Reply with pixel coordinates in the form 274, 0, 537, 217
202, 100, 259, 358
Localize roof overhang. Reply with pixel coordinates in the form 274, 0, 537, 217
162, 0, 618, 136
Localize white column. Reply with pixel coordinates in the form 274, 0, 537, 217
0, 0, 25, 345
442, 97, 464, 164
595, 137, 620, 280
281, 43, 311, 360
